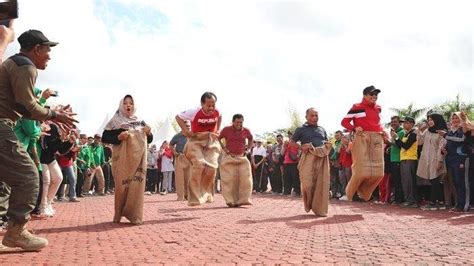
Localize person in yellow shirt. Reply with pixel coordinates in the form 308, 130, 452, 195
391, 116, 418, 208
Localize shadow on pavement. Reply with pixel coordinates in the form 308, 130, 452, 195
33, 217, 196, 234
333, 200, 472, 223
159, 206, 231, 213
236, 214, 364, 229
0, 248, 39, 255
441, 214, 474, 225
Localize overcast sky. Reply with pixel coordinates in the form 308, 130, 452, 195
5, 0, 473, 136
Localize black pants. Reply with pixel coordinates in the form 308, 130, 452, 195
157, 172, 164, 192
330, 165, 342, 195
102, 163, 113, 192
270, 163, 283, 193
429, 176, 443, 204
253, 156, 268, 192
390, 162, 404, 203
76, 168, 86, 196
33, 170, 43, 213
469, 157, 474, 204
146, 168, 158, 192
283, 163, 299, 195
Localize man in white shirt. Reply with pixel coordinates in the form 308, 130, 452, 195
251, 139, 267, 193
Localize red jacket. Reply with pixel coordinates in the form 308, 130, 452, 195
338, 146, 352, 168
341, 98, 383, 132
57, 151, 78, 168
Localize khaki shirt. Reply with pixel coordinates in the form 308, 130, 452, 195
0, 54, 54, 122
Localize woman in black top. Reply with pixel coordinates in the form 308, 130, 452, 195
40, 122, 75, 216
102, 95, 153, 225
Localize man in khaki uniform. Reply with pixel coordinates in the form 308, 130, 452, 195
0, 29, 76, 251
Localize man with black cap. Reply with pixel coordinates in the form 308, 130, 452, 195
341, 85, 385, 201
0, 29, 77, 251
391, 116, 419, 207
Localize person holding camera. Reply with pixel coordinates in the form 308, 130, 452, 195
39, 116, 77, 216
0, 29, 77, 251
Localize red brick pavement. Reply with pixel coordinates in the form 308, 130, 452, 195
1, 193, 474, 264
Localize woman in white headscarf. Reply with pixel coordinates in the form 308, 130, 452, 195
102, 95, 153, 225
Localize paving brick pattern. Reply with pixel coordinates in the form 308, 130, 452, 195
1, 193, 473, 264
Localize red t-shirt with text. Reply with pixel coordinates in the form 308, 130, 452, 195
178, 107, 220, 133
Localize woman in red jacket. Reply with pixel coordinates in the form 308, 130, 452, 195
341, 86, 386, 201
160, 141, 175, 195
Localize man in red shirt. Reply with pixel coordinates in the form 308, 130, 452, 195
218, 114, 254, 207
176, 92, 222, 206
341, 86, 385, 201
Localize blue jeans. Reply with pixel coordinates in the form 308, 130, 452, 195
61, 166, 77, 199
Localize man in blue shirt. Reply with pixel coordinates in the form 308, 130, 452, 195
291, 108, 331, 217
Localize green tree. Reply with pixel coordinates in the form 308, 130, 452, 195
258, 128, 287, 144
389, 103, 427, 122
259, 104, 303, 144
171, 119, 181, 133
287, 105, 303, 133
436, 94, 474, 121
385, 103, 427, 127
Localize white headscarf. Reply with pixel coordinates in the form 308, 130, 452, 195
105, 95, 143, 130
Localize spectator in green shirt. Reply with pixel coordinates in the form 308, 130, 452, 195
83, 134, 106, 196
389, 116, 405, 203
329, 130, 343, 198
76, 134, 94, 197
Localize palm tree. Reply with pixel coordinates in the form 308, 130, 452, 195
387, 103, 428, 127
437, 94, 474, 121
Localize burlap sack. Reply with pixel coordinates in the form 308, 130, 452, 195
184, 132, 221, 206
345, 132, 384, 201
175, 153, 191, 201
111, 129, 147, 224
297, 144, 331, 217
219, 153, 253, 207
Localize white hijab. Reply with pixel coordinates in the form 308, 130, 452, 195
105, 95, 143, 130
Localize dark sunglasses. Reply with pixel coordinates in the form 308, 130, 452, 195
368, 92, 378, 96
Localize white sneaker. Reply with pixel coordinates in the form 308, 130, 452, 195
42, 206, 53, 217
145, 191, 152, 195
48, 203, 56, 216
339, 195, 348, 201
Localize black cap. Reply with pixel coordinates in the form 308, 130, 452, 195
17, 30, 58, 49
94, 134, 101, 139
401, 116, 415, 123
363, 85, 381, 95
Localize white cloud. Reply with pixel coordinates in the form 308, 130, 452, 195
4, 0, 472, 137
